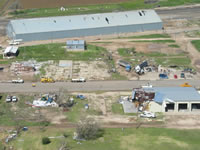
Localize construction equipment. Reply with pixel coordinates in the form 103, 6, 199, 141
40, 77, 55, 83
180, 83, 192, 87
32, 83, 36, 87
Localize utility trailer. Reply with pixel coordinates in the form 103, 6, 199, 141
117, 60, 131, 72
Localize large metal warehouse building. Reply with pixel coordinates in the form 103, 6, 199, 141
7, 10, 163, 42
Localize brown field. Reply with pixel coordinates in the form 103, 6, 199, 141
19, 0, 129, 9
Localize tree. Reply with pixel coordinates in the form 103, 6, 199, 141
76, 117, 102, 140
42, 137, 51, 145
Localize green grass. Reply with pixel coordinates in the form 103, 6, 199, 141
9, 1, 153, 18
65, 97, 101, 122
155, 57, 191, 66
136, 52, 167, 57
17, 43, 108, 61
117, 48, 136, 57
9, 127, 200, 150
168, 44, 180, 48
126, 34, 170, 39
112, 103, 124, 115
131, 40, 176, 43
91, 42, 113, 44
9, 0, 200, 18
191, 40, 200, 52
111, 72, 128, 80
158, 0, 200, 7
0, 0, 7, 10
0, 94, 50, 126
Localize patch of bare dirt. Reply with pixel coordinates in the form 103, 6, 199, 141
40, 108, 67, 124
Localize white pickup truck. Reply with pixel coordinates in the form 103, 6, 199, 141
12, 79, 24, 83
71, 77, 86, 82
9, 41, 20, 45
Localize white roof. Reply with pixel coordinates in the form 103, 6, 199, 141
9, 10, 162, 34
4, 46, 18, 54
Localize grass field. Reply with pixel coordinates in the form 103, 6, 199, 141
9, 0, 200, 18
111, 103, 124, 115
117, 47, 190, 67
7, 127, 200, 150
0, 0, 7, 10
131, 39, 176, 43
121, 34, 171, 39
191, 40, 200, 52
155, 57, 191, 66
17, 43, 108, 61
65, 97, 101, 122
0, 94, 50, 126
168, 44, 180, 48
117, 48, 136, 57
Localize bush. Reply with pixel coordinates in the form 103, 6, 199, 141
76, 118, 102, 140
42, 137, 51, 145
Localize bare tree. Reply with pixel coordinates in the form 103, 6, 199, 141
76, 117, 102, 140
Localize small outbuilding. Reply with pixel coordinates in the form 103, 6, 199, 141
3, 46, 19, 58
66, 40, 85, 50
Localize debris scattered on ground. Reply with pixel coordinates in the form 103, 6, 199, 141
10, 60, 52, 76
31, 94, 58, 107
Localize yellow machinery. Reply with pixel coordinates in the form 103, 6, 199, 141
32, 83, 36, 87
180, 82, 192, 87
40, 77, 55, 83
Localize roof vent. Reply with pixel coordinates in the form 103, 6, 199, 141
54, 20, 56, 23
105, 17, 109, 24
69, 19, 71, 22
142, 10, 145, 16
125, 14, 128, 18
92, 17, 94, 20
138, 11, 142, 16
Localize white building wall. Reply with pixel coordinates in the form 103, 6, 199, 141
149, 101, 163, 112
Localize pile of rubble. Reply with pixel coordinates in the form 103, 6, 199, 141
31, 94, 58, 107
10, 60, 53, 75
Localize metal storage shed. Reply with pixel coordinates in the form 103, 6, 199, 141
66, 40, 85, 50
7, 10, 163, 42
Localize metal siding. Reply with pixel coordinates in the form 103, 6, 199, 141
14, 22, 163, 42
10, 10, 162, 34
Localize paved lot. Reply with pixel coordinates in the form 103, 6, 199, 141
1, 80, 200, 93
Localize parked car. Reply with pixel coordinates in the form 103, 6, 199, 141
71, 77, 86, 82
180, 72, 185, 78
6, 96, 12, 102
12, 96, 18, 102
12, 78, 24, 83
159, 73, 168, 79
140, 111, 156, 118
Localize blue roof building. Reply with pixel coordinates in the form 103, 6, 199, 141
135, 87, 200, 112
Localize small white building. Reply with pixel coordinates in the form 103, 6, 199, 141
66, 40, 85, 50
3, 46, 19, 58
